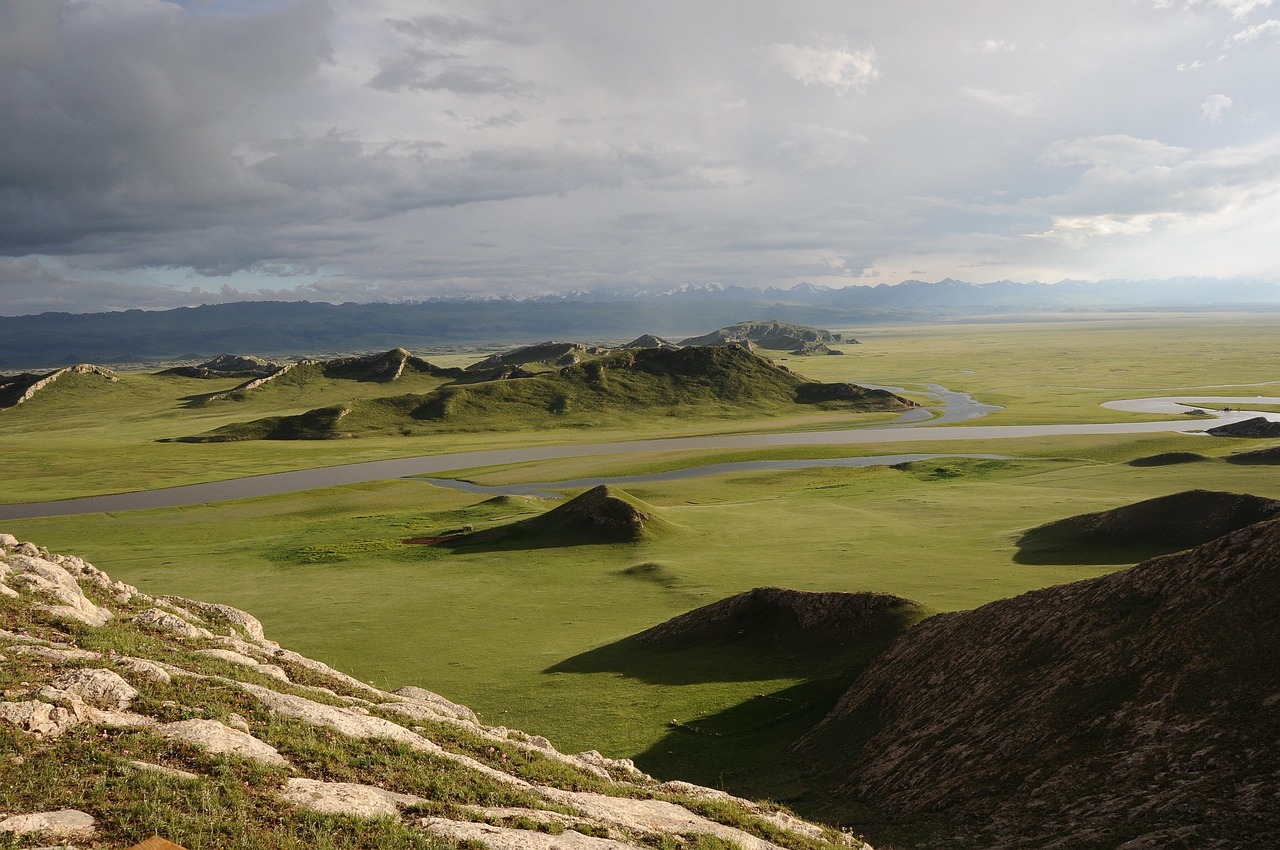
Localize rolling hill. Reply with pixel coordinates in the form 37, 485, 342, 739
176, 345, 915, 441
678, 321, 851, 351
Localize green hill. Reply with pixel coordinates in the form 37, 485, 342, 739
679, 320, 850, 351
463, 341, 612, 373
178, 345, 914, 441
186, 349, 463, 408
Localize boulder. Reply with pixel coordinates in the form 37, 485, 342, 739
50, 668, 139, 710
4, 555, 112, 627
0, 809, 96, 840
281, 778, 418, 818
158, 719, 289, 767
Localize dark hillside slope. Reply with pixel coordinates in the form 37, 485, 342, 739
798, 517, 1280, 849
1015, 489, 1280, 563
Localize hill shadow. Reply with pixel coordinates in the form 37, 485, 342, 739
546, 587, 928, 685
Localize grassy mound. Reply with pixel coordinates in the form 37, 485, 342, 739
632, 587, 924, 652
1015, 489, 1280, 564
616, 562, 683, 587
621, 334, 678, 350
679, 320, 846, 350
1226, 445, 1280, 465
1126, 451, 1207, 467
436, 485, 669, 550
158, 353, 279, 379
178, 346, 912, 440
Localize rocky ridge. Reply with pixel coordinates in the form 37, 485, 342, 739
0, 532, 861, 850
0, 365, 119, 410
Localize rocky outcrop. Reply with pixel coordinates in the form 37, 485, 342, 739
0, 364, 118, 409
0, 809, 96, 841
1, 532, 852, 850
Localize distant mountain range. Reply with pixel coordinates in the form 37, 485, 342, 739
3, 277, 1278, 368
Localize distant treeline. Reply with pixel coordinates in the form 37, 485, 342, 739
2, 277, 1278, 368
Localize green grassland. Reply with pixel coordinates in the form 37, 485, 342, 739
4, 313, 1280, 814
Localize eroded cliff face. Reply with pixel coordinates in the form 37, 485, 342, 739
0, 532, 863, 850
798, 518, 1280, 850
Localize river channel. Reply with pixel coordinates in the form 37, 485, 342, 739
2, 390, 1278, 520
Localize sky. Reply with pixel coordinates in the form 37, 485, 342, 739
1, 0, 1279, 315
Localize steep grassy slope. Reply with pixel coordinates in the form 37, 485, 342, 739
797, 517, 1280, 849
181, 347, 913, 441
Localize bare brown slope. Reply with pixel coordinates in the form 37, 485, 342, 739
798, 517, 1280, 849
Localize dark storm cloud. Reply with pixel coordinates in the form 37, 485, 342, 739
1, 0, 1278, 314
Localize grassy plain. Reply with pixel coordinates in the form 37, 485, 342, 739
3, 313, 1280, 808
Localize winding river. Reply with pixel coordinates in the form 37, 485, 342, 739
2, 390, 1277, 520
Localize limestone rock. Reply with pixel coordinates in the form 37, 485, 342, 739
419, 817, 630, 849
392, 685, 479, 723
4, 555, 112, 627
267, 648, 387, 698
159, 719, 289, 767
9, 645, 102, 664
163, 597, 271, 644
575, 750, 651, 782
0, 809, 96, 840
234, 681, 438, 754
0, 532, 19, 547
195, 648, 290, 682
281, 778, 418, 818
135, 608, 209, 640
539, 790, 789, 850
50, 668, 138, 710
114, 656, 175, 684
0, 699, 89, 738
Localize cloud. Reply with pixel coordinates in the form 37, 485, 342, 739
1228, 18, 1280, 41
960, 86, 1042, 117
768, 42, 880, 95
1205, 0, 1274, 18
386, 13, 538, 47
1201, 93, 1234, 121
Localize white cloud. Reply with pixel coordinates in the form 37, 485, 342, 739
1228, 18, 1280, 41
1208, 0, 1274, 18
1202, 93, 1234, 121
767, 42, 880, 95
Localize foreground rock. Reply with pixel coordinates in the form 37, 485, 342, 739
1, 533, 852, 850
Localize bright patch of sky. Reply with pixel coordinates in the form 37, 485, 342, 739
1, 0, 1278, 313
